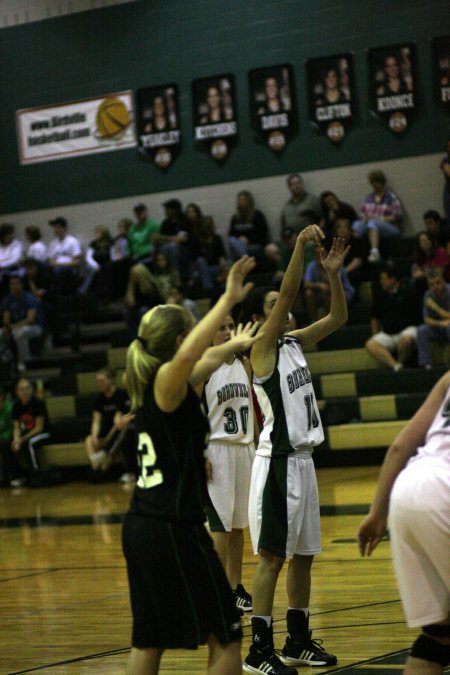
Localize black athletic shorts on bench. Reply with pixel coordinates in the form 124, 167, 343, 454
122, 512, 242, 649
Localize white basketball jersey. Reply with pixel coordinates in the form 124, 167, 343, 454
409, 382, 450, 465
253, 335, 324, 457
203, 358, 254, 444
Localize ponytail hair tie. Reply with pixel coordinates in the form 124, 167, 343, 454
135, 336, 147, 348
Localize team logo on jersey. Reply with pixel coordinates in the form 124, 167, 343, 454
286, 366, 312, 393
217, 382, 249, 405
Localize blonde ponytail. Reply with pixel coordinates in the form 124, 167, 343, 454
125, 304, 195, 411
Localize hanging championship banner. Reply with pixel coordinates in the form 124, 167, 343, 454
306, 54, 354, 144
432, 35, 450, 111
368, 43, 416, 135
136, 84, 180, 169
249, 64, 296, 153
192, 74, 237, 162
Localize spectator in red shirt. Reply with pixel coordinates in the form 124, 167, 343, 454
352, 170, 402, 264
411, 231, 450, 293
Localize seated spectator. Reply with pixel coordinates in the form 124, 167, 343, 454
4, 378, 50, 487
417, 269, 450, 369
153, 198, 195, 280
185, 202, 205, 235
78, 226, 113, 295
107, 218, 133, 300
422, 209, 450, 254
0, 324, 18, 381
165, 284, 200, 321
303, 242, 355, 322
280, 173, 321, 234
24, 226, 48, 263
319, 191, 357, 245
365, 264, 418, 372
0, 385, 13, 484
84, 367, 132, 481
2, 275, 45, 371
228, 190, 273, 266
440, 137, 450, 224
48, 217, 82, 294
0, 224, 23, 290
353, 170, 402, 264
127, 204, 160, 264
334, 217, 369, 294
273, 227, 314, 287
193, 215, 228, 296
23, 258, 54, 302
147, 252, 180, 300
124, 263, 161, 336
411, 231, 450, 293
22, 258, 56, 342
111, 218, 132, 262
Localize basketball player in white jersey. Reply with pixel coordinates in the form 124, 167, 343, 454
200, 316, 258, 614
358, 370, 450, 674
241, 225, 349, 675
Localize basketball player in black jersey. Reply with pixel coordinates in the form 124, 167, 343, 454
122, 256, 260, 675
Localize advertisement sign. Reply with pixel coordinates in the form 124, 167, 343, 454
16, 91, 136, 164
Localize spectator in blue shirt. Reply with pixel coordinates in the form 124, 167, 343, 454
417, 269, 450, 369
2, 275, 44, 371
303, 242, 354, 322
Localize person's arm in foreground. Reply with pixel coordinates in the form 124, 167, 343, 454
357, 370, 450, 556
155, 256, 256, 412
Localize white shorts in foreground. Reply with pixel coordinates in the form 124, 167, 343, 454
389, 456, 450, 628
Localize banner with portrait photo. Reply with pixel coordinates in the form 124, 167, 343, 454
249, 64, 296, 153
136, 84, 180, 170
368, 43, 416, 135
306, 55, 354, 144
192, 75, 237, 162
432, 35, 450, 111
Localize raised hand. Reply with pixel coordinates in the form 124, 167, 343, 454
224, 255, 256, 304
298, 224, 324, 245
228, 321, 264, 353
321, 236, 350, 275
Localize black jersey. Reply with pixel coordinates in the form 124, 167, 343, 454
130, 379, 210, 523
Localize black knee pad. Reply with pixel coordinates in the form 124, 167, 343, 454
424, 623, 450, 639
411, 633, 450, 667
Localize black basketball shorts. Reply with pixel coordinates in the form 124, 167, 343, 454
122, 512, 242, 649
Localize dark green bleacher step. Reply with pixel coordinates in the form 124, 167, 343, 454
318, 324, 371, 351
50, 416, 91, 443
355, 366, 447, 396
321, 392, 427, 425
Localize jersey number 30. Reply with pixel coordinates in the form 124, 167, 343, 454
223, 406, 249, 435
137, 431, 163, 489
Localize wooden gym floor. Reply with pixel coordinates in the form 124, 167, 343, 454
1, 466, 449, 674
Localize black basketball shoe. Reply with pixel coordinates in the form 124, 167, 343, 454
233, 583, 252, 612
243, 617, 297, 675
280, 632, 337, 667
243, 644, 298, 674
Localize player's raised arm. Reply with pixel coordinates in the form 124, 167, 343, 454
291, 236, 349, 348
251, 225, 323, 373
155, 256, 256, 411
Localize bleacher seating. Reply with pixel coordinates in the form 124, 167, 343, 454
12, 242, 447, 473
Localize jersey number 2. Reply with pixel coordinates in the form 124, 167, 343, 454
137, 431, 163, 489
224, 406, 248, 434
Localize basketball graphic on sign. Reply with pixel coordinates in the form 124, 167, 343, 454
96, 97, 130, 139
